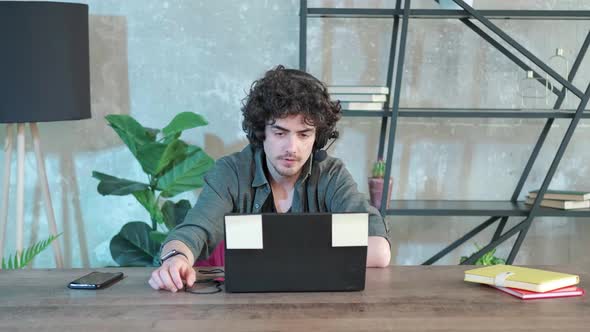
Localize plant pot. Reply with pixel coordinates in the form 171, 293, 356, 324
368, 177, 393, 210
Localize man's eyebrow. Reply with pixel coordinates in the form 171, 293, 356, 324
270, 125, 315, 133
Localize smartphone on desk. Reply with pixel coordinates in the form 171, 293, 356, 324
68, 271, 124, 289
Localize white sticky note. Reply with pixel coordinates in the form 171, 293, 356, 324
331, 213, 368, 247
225, 214, 264, 249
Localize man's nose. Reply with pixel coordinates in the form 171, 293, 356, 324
285, 134, 298, 153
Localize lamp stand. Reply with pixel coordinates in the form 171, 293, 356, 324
0, 123, 64, 268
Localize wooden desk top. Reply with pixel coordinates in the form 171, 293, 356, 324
0, 265, 588, 331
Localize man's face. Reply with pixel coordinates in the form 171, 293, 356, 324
263, 114, 316, 180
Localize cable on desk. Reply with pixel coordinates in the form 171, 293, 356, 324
184, 268, 225, 294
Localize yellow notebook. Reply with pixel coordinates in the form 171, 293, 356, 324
464, 265, 579, 293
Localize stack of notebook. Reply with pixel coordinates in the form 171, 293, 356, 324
525, 189, 590, 210
327, 86, 389, 111
464, 265, 585, 300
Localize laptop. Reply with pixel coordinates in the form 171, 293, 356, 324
223, 212, 368, 293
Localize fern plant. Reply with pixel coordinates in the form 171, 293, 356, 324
2, 234, 61, 269
460, 242, 506, 265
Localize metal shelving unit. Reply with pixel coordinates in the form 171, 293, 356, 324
306, 8, 590, 20
344, 108, 590, 118
299, 0, 590, 265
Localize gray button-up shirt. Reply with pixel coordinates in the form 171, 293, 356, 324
164, 144, 390, 261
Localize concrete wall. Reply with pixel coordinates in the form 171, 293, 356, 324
1, 0, 589, 268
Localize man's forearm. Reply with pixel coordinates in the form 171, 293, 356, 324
161, 240, 195, 265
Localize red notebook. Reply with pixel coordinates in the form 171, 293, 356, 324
493, 285, 585, 300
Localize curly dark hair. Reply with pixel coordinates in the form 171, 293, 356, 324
241, 65, 341, 151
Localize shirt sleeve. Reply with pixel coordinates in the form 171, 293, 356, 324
162, 157, 236, 262
324, 160, 391, 247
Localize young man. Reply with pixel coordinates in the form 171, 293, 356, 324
149, 65, 391, 292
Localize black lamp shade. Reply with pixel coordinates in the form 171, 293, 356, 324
0, 1, 91, 123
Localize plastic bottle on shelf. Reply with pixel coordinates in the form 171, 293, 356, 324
546, 48, 569, 109
519, 70, 550, 109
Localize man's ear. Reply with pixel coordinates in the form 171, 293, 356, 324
255, 129, 265, 143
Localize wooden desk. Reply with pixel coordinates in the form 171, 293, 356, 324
0, 266, 587, 331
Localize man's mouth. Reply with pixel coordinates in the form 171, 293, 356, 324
280, 157, 298, 166
280, 156, 298, 162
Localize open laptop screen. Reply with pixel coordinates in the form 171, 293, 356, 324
224, 212, 368, 293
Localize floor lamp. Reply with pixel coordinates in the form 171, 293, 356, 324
0, 2, 91, 268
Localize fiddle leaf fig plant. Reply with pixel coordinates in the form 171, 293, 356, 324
92, 112, 214, 267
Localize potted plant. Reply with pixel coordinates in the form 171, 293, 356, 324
460, 243, 506, 265
368, 159, 393, 210
92, 112, 214, 267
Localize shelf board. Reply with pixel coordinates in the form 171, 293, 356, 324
307, 8, 590, 20
342, 108, 590, 118
385, 200, 590, 217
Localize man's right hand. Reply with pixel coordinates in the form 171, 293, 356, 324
148, 255, 196, 292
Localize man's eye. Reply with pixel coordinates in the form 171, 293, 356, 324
275, 132, 285, 136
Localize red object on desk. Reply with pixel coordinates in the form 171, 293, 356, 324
195, 240, 225, 267
493, 285, 585, 300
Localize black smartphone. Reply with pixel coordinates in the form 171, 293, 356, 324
67, 271, 124, 289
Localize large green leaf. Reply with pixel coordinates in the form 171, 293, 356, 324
176, 145, 203, 164
92, 171, 149, 196
162, 112, 208, 139
110, 221, 160, 267
161, 199, 192, 230
135, 142, 168, 176
149, 231, 168, 245
154, 139, 189, 175
105, 115, 154, 155
132, 190, 164, 226
156, 150, 214, 197
134, 139, 190, 177
144, 127, 160, 141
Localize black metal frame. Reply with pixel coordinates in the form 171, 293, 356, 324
343, 108, 590, 118
378, 0, 402, 158
299, 0, 590, 265
381, 0, 411, 213
299, 0, 307, 71
306, 8, 590, 20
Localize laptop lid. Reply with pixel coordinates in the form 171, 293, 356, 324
223, 212, 368, 293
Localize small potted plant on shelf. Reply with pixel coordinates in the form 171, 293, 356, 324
368, 158, 393, 210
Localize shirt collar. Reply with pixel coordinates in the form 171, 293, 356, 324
252, 147, 313, 188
